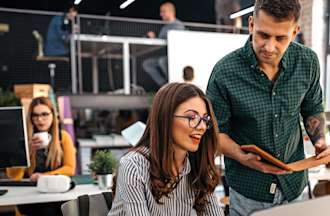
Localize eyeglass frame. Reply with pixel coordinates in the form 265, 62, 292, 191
174, 114, 213, 129
31, 112, 52, 120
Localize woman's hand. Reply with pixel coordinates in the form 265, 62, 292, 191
30, 136, 44, 151
30, 173, 43, 182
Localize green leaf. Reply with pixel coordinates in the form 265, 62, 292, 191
88, 150, 118, 175
0, 88, 21, 107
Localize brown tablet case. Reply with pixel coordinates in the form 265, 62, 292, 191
241, 145, 330, 172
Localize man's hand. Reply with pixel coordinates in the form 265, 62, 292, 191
147, 31, 156, 38
315, 138, 330, 159
238, 152, 291, 175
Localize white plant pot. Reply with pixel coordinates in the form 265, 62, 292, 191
97, 174, 113, 190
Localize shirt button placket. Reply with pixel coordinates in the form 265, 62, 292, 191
272, 91, 279, 149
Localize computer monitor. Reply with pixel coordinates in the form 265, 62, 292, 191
0, 106, 30, 168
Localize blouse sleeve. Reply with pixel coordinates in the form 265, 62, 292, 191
203, 193, 224, 216
116, 156, 151, 215
43, 130, 76, 176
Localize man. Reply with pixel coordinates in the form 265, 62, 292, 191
214, 0, 241, 33
206, 0, 330, 215
44, 5, 78, 56
183, 65, 195, 83
143, 2, 185, 87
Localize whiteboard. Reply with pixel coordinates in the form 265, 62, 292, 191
167, 30, 249, 92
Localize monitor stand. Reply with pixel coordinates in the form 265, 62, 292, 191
0, 189, 8, 196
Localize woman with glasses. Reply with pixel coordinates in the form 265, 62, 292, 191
109, 83, 224, 215
7, 96, 76, 216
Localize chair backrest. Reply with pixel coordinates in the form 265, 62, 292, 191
31, 30, 69, 62
61, 192, 113, 216
250, 195, 330, 216
313, 180, 330, 197
32, 30, 44, 58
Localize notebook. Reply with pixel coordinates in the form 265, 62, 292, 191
241, 144, 330, 172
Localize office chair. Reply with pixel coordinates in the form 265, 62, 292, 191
32, 30, 69, 88
61, 192, 113, 216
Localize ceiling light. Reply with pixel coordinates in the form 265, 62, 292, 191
230, 6, 254, 19
74, 0, 82, 5
120, 0, 135, 9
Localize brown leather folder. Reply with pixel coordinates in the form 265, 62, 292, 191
241, 144, 330, 172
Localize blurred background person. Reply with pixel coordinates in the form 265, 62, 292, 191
143, 2, 185, 88
214, 0, 241, 33
7, 96, 76, 216
44, 4, 78, 56
183, 65, 195, 83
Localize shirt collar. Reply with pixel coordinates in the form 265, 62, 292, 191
242, 36, 258, 69
179, 156, 191, 177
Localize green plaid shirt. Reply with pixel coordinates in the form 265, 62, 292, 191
206, 39, 323, 202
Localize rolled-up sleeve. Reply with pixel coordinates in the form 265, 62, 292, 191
300, 52, 324, 119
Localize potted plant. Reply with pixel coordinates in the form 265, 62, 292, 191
89, 150, 118, 190
0, 88, 21, 107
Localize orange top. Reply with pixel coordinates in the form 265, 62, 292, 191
6, 130, 76, 179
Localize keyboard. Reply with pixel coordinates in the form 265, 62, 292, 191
0, 179, 37, 186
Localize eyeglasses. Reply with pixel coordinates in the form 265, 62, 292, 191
174, 114, 213, 129
31, 112, 52, 120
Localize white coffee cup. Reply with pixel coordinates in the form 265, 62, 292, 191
33, 132, 52, 149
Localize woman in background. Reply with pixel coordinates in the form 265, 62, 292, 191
109, 83, 224, 215
7, 96, 76, 216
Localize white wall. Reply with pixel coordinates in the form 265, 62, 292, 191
311, 0, 326, 91
167, 30, 249, 92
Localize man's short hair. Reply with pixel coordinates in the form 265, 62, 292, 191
161, 2, 176, 14
66, 4, 78, 13
183, 66, 194, 81
254, 0, 301, 22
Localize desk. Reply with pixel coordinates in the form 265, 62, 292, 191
0, 184, 104, 206
71, 34, 167, 94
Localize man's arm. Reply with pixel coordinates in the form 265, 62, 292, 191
218, 133, 289, 175
304, 112, 330, 159
206, 64, 289, 175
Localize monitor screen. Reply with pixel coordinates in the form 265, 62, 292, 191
0, 106, 30, 168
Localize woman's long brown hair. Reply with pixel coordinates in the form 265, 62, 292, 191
113, 83, 220, 214
26, 97, 63, 174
